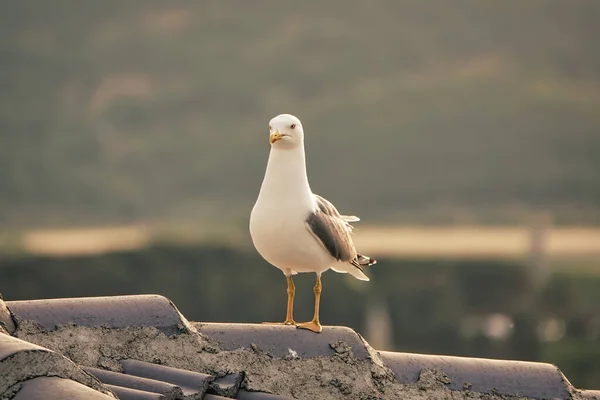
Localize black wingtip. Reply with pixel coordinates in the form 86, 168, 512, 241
356, 253, 376, 266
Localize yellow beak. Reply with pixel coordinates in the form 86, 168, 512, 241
270, 130, 284, 144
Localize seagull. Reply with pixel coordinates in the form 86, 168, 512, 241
250, 114, 376, 333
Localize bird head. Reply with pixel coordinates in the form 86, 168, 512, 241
268, 114, 304, 149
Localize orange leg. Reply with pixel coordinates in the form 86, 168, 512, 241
263, 275, 296, 326
297, 273, 323, 333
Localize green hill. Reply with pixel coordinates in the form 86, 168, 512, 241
2, 1, 600, 227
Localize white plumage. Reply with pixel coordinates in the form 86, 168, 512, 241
249, 114, 375, 333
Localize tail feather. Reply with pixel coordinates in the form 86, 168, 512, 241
349, 267, 370, 281
341, 253, 376, 281
341, 215, 360, 222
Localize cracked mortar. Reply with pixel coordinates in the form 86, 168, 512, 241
8, 321, 587, 400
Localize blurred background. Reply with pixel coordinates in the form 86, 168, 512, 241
1, 0, 599, 388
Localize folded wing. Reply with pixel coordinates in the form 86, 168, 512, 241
306, 195, 376, 280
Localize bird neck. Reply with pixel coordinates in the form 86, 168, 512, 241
260, 146, 312, 198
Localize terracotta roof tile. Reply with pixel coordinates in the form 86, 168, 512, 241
120, 359, 213, 398
2, 294, 598, 399
578, 390, 600, 400
196, 322, 370, 359
0, 334, 116, 398
12, 377, 115, 400
204, 394, 237, 400
380, 350, 571, 399
104, 384, 167, 400
6, 295, 192, 335
208, 372, 244, 397
83, 366, 184, 399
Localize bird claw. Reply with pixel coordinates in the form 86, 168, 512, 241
296, 321, 322, 333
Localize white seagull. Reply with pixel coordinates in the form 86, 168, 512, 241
250, 114, 376, 333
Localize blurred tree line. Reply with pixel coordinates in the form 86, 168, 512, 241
2, 1, 600, 228
1, 244, 598, 388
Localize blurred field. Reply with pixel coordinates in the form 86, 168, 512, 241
21, 225, 151, 256
2, 2, 600, 228
11, 224, 600, 261
354, 226, 600, 259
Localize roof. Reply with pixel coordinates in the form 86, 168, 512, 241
0, 293, 598, 400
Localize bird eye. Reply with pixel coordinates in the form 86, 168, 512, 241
269, 126, 272, 130
290, 124, 296, 129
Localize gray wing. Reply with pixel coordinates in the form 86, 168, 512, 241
306, 195, 362, 267
314, 195, 360, 223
